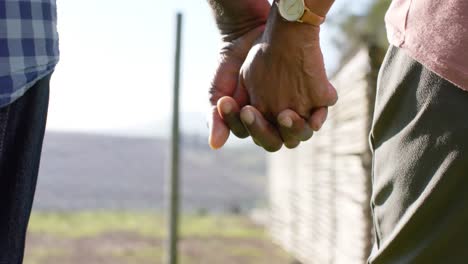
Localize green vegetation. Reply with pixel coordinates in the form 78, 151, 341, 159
107, 246, 165, 263
25, 212, 291, 264
28, 211, 163, 238
335, 0, 391, 47
25, 248, 68, 264
330, 0, 392, 70
28, 212, 266, 239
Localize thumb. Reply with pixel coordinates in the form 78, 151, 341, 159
208, 106, 230, 150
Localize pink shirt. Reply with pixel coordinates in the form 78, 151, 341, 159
385, 0, 468, 90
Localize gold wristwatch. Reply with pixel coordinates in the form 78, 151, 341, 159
277, 0, 325, 26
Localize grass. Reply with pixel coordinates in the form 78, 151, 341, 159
107, 246, 164, 263
28, 212, 266, 239
25, 248, 69, 264
28, 211, 164, 238
25, 212, 291, 264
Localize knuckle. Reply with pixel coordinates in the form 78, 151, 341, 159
328, 90, 338, 106
321, 86, 338, 106
208, 84, 224, 106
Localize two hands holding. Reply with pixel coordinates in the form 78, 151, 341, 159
208, 0, 337, 152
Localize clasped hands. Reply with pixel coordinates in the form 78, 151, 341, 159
208, 1, 337, 152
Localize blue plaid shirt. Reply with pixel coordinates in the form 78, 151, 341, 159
0, 0, 59, 107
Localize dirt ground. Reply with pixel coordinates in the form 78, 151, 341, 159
25, 232, 293, 264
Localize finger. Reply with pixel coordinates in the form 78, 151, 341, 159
308, 107, 329, 132
208, 106, 230, 150
217, 96, 249, 139
233, 76, 249, 107
253, 138, 262, 147
240, 106, 283, 152
277, 112, 304, 149
277, 109, 314, 143
282, 137, 301, 149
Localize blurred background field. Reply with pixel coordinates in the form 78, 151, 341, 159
26, 213, 291, 264
31, 132, 266, 212
25, 132, 279, 263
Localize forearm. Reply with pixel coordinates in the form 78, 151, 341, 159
207, 0, 271, 40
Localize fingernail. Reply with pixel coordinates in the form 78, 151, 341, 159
279, 116, 293, 128
207, 117, 213, 147
208, 135, 215, 149
241, 109, 255, 125
209, 135, 220, 150
208, 126, 214, 148
221, 102, 232, 114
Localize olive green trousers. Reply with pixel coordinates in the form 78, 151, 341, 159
369, 46, 468, 263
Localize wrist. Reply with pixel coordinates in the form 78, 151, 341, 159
263, 3, 320, 50
272, 0, 334, 23
209, 0, 270, 42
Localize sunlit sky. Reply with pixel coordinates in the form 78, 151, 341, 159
47, 0, 372, 138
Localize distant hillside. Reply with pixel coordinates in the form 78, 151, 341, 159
35, 132, 266, 212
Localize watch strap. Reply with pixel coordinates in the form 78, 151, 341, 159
299, 7, 325, 26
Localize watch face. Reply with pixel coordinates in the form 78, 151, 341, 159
278, 0, 305, 22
